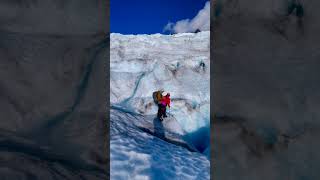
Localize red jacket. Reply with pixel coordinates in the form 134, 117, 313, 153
161, 96, 171, 107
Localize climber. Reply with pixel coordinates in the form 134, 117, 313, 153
160, 92, 171, 120
152, 90, 171, 121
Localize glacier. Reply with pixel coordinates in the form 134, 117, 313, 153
213, 0, 320, 179
110, 31, 210, 179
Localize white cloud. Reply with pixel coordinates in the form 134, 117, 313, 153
164, 1, 210, 33
163, 22, 174, 33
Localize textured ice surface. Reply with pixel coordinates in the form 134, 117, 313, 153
0, 27, 108, 180
213, 0, 320, 179
110, 108, 210, 180
110, 31, 210, 133
110, 32, 210, 179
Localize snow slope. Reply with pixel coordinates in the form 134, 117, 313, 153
110, 31, 210, 179
110, 108, 209, 180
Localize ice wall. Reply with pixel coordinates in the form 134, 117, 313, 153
213, 0, 320, 179
110, 32, 210, 134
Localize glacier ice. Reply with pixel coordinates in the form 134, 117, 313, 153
111, 31, 210, 134
110, 31, 210, 179
110, 108, 210, 180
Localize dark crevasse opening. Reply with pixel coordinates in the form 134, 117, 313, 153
183, 125, 210, 155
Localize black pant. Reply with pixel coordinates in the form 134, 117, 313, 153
157, 104, 166, 118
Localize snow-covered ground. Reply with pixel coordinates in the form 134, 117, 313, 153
110, 31, 210, 179
110, 108, 210, 180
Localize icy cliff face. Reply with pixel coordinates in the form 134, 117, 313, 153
110, 32, 210, 179
110, 31, 210, 133
213, 0, 320, 179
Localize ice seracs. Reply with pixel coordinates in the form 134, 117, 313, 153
110, 31, 210, 134
110, 31, 210, 179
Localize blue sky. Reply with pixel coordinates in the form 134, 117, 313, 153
111, 0, 209, 34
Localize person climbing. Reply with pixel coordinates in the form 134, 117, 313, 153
160, 92, 171, 120
152, 90, 171, 121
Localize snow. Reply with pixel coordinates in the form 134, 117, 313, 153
110, 108, 210, 180
111, 31, 210, 133
110, 31, 210, 179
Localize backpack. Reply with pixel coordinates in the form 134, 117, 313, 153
152, 90, 163, 104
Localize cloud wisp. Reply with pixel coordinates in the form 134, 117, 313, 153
164, 1, 210, 33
